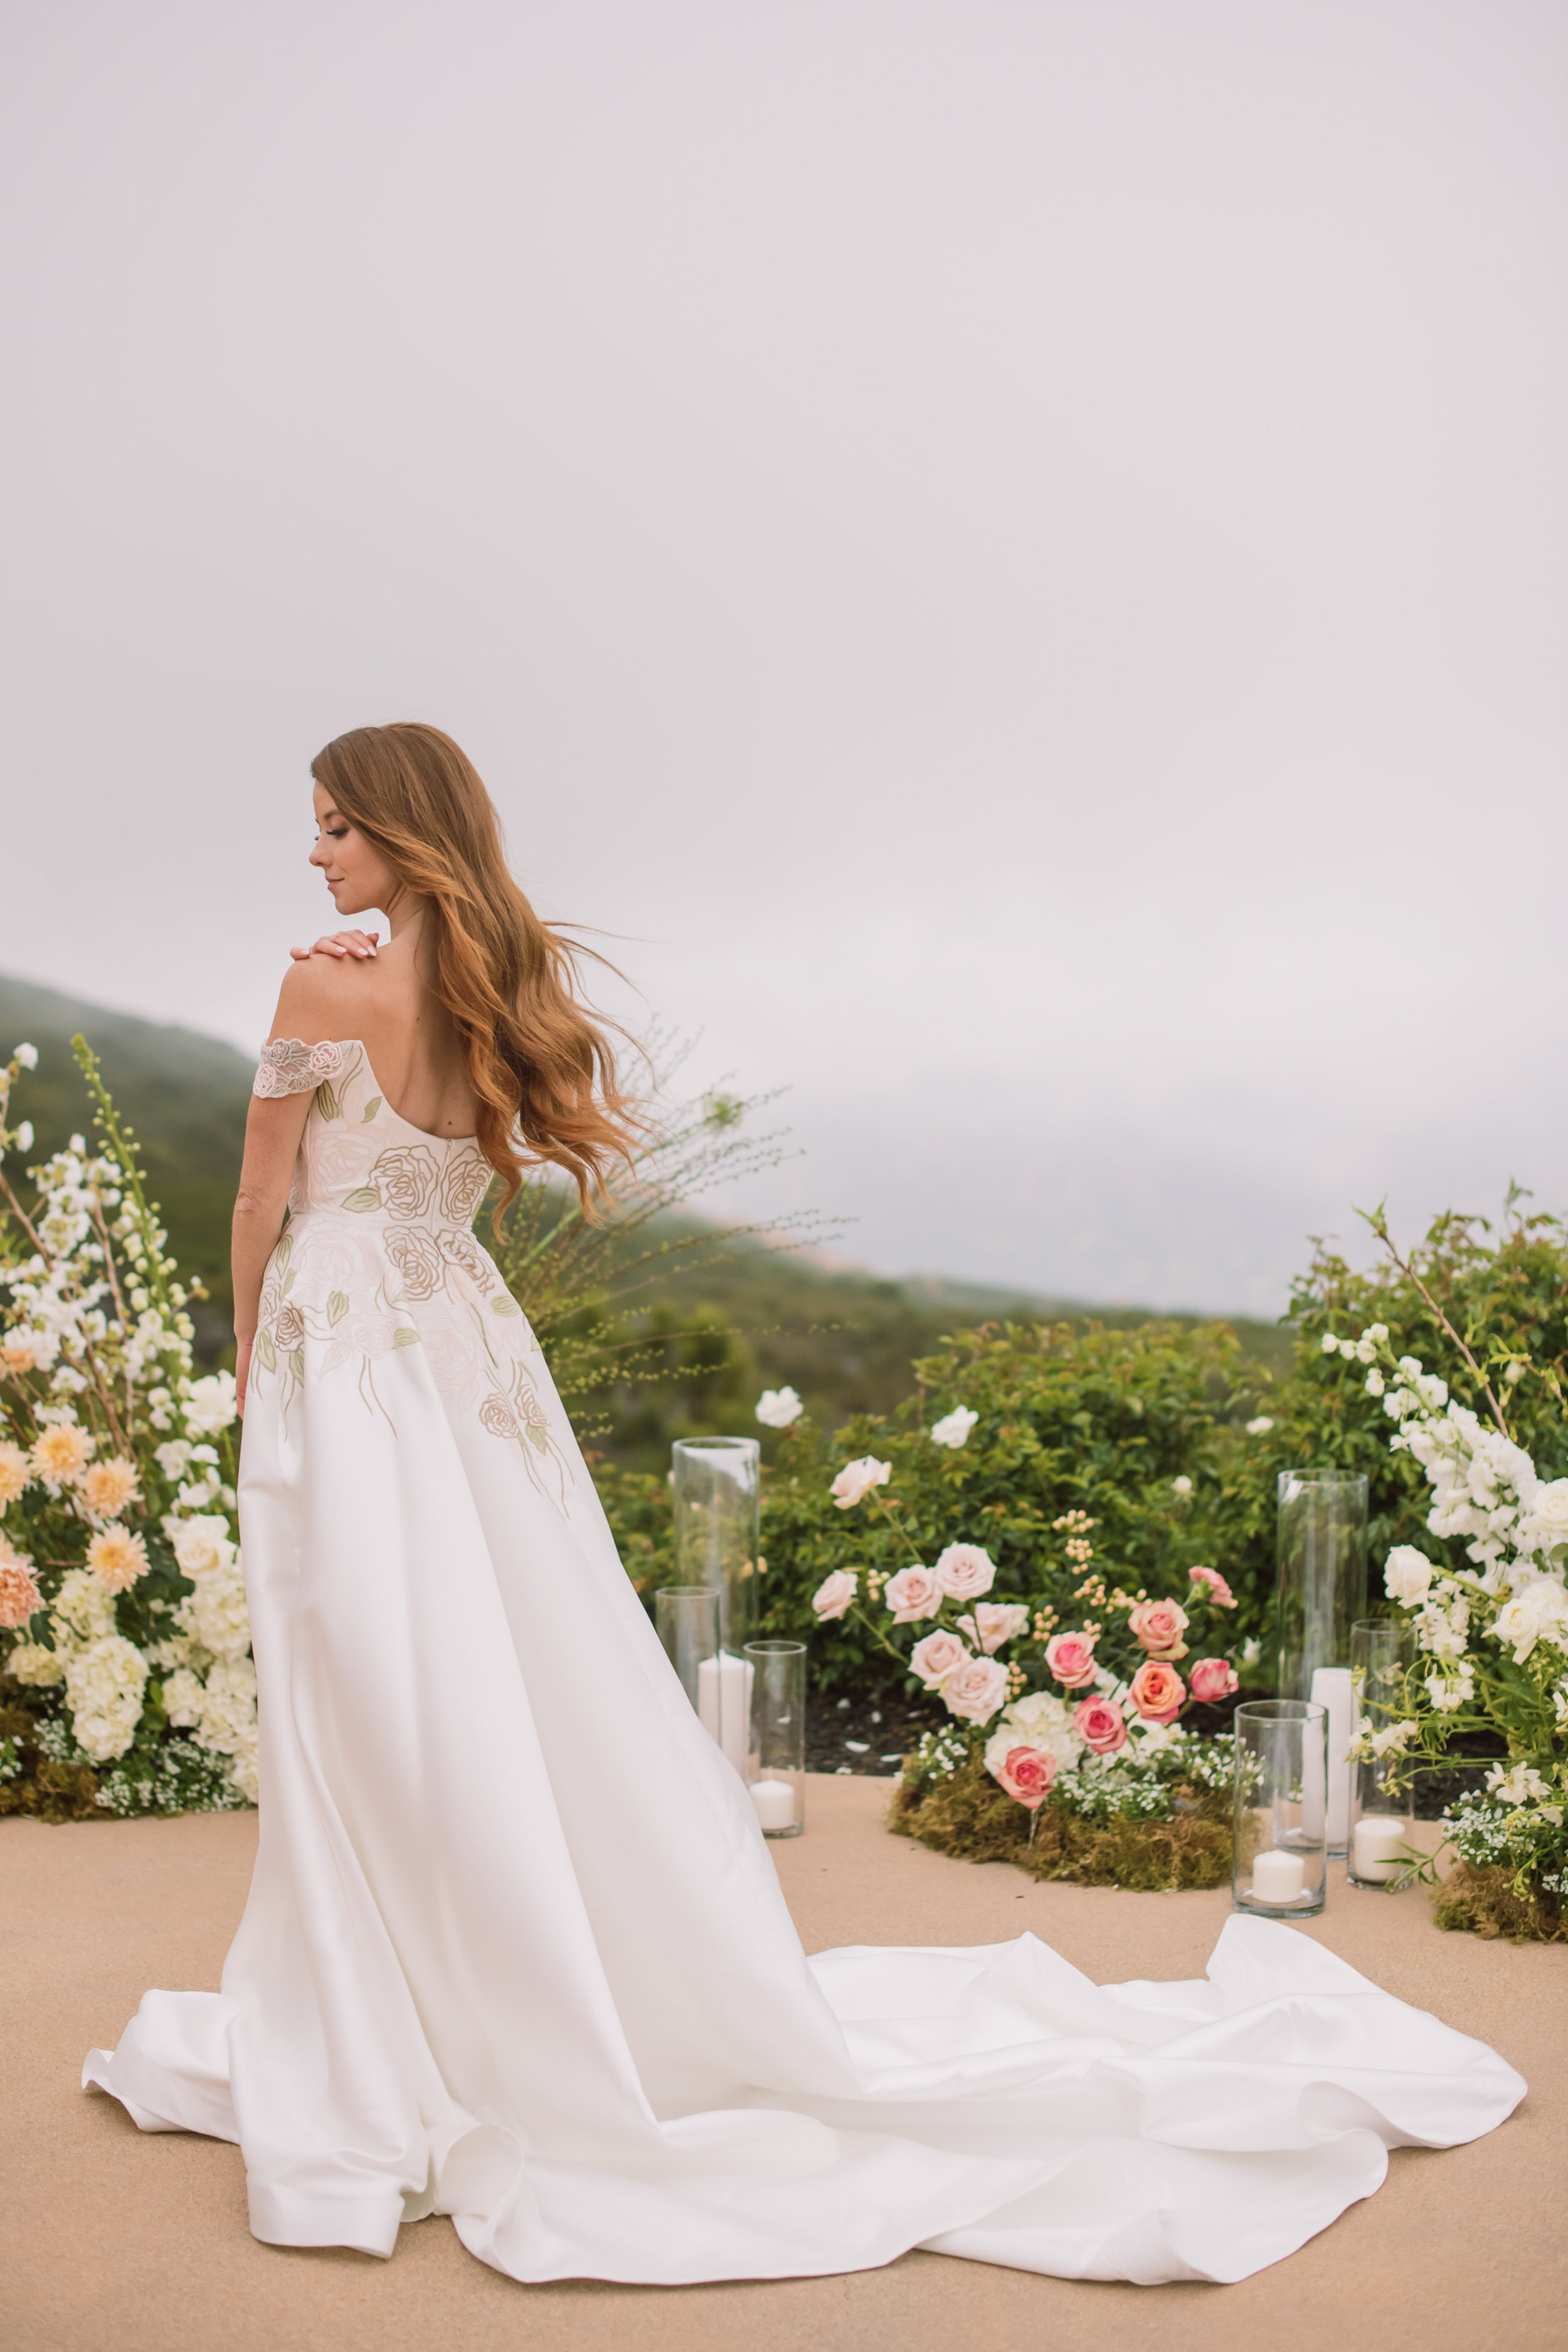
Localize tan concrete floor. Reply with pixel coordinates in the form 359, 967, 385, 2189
3, 1775, 1560, 2352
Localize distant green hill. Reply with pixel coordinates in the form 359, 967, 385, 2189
0, 974, 1294, 1453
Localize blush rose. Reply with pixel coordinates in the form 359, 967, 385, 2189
1044, 1629, 1098, 1689
940, 1656, 1010, 1725
933, 1543, 997, 1601
883, 1565, 941, 1624
1188, 1565, 1236, 1608
1073, 1696, 1128, 1754
992, 1742, 1057, 1809
1128, 1597, 1189, 1658
909, 1629, 971, 1690
1187, 1656, 1239, 1703
810, 1570, 857, 1621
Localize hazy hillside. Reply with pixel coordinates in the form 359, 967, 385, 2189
0, 975, 1295, 1453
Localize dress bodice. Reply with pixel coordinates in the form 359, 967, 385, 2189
253, 1038, 492, 1235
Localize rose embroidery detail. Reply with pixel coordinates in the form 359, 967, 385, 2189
384, 1226, 444, 1302
440, 1152, 491, 1225
480, 1394, 519, 1440
438, 1231, 489, 1286
370, 1144, 440, 1218
273, 1303, 306, 1353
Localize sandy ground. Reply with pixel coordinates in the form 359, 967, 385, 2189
3, 1775, 1560, 2352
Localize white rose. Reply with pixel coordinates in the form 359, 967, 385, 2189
930, 1406, 978, 1451
829, 1457, 891, 1510
755, 1387, 803, 1429
1523, 1480, 1568, 1559
1491, 1577, 1568, 1664
1244, 1416, 1274, 1436
171, 1515, 235, 1579
1384, 1545, 1434, 1604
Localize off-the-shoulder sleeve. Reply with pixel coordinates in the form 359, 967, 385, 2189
252, 1038, 349, 1099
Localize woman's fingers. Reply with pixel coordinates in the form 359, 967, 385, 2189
287, 930, 379, 961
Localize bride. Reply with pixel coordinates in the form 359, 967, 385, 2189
85, 722, 1523, 2287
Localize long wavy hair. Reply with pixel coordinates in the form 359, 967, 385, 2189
310, 722, 640, 1214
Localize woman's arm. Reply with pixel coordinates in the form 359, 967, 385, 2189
233, 1091, 312, 1415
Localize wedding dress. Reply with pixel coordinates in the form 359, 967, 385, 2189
84, 1041, 1525, 2286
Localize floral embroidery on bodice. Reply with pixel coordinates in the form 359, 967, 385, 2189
248, 1040, 566, 1496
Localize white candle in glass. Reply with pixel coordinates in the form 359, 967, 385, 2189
1251, 1848, 1306, 1904
697, 1650, 754, 1774
749, 1777, 796, 1832
1352, 1814, 1409, 1883
1310, 1666, 1353, 1852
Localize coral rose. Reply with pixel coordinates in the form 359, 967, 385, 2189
1128, 1597, 1189, 1658
829, 1456, 891, 1509
933, 1542, 996, 1601
1188, 1565, 1235, 1608
940, 1656, 1010, 1725
991, 1742, 1056, 1809
1188, 1656, 1239, 1703
0, 1549, 43, 1628
1129, 1660, 1187, 1723
810, 1570, 857, 1622
883, 1565, 941, 1624
1044, 1629, 1098, 1689
1073, 1696, 1128, 1754
909, 1629, 970, 1690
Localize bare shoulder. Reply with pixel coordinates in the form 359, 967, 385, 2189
266, 951, 393, 1046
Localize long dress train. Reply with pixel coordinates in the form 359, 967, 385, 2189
84, 1041, 1525, 2286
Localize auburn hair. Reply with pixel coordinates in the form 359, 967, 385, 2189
310, 722, 640, 1214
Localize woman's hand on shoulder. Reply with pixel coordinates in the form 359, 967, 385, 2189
290, 929, 379, 961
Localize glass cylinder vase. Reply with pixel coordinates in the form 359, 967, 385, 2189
1276, 1470, 1368, 1702
672, 1437, 761, 1655
1232, 1699, 1328, 1916
654, 1584, 752, 1777
1349, 1618, 1417, 1888
744, 1640, 806, 1838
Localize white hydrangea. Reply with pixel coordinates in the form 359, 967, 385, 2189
161, 1666, 205, 1726
50, 1567, 117, 1650
179, 1553, 250, 1660
993, 1689, 1084, 1773
63, 1634, 147, 1762
191, 1656, 259, 1801
4, 1639, 64, 1686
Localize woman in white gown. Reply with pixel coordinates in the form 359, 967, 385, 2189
85, 723, 1524, 2287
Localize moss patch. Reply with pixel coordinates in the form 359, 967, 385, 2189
1432, 1860, 1567, 1944
889, 1755, 1232, 1891
0, 1702, 102, 1822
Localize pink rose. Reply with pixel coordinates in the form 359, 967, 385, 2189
1189, 1565, 1236, 1608
1073, 1696, 1128, 1754
941, 1656, 1010, 1725
1128, 1660, 1187, 1724
1128, 1597, 1189, 1658
810, 1570, 857, 1621
1188, 1656, 1239, 1703
992, 1742, 1057, 1810
829, 1457, 891, 1509
883, 1565, 941, 1624
960, 1601, 1029, 1655
933, 1542, 997, 1601
1045, 1629, 1098, 1689
909, 1629, 971, 1690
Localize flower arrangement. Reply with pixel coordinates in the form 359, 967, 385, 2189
0, 1038, 253, 1819
1320, 1283, 1568, 1930
807, 1441, 1241, 1877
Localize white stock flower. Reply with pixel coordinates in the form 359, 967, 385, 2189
829, 1457, 891, 1510
1355, 1338, 1377, 1364
1364, 1324, 1389, 1345
1321, 1333, 1340, 1355
1426, 1663, 1475, 1712
930, 1406, 978, 1450
1369, 1719, 1418, 1756
1170, 1476, 1192, 1496
13, 1042, 38, 1069
754, 1387, 803, 1429
63, 1634, 147, 1761
1338, 1340, 1358, 1362
1244, 1416, 1274, 1436
1365, 1370, 1385, 1398
1486, 1761, 1552, 1807
1384, 1545, 1434, 1604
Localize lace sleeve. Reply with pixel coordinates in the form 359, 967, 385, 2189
252, 1038, 349, 1099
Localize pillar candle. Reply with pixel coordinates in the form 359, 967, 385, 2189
1251, 1848, 1306, 1904
697, 1650, 754, 1774
1310, 1665, 1353, 1852
749, 1777, 796, 1833
1352, 1813, 1409, 1884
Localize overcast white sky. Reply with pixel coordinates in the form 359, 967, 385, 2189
3, 2, 1565, 1311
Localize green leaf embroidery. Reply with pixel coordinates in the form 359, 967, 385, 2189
362, 1097, 382, 1121
489, 1294, 522, 1316
341, 1187, 381, 1212
524, 1421, 549, 1454
254, 1328, 277, 1372
275, 1231, 293, 1274
326, 1290, 349, 1326
317, 1081, 341, 1121
280, 1269, 295, 1297
287, 1349, 306, 1382
392, 1327, 421, 1348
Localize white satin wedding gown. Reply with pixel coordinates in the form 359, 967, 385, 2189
85, 1041, 1525, 2286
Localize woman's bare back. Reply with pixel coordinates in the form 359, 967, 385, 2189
271, 930, 479, 1139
